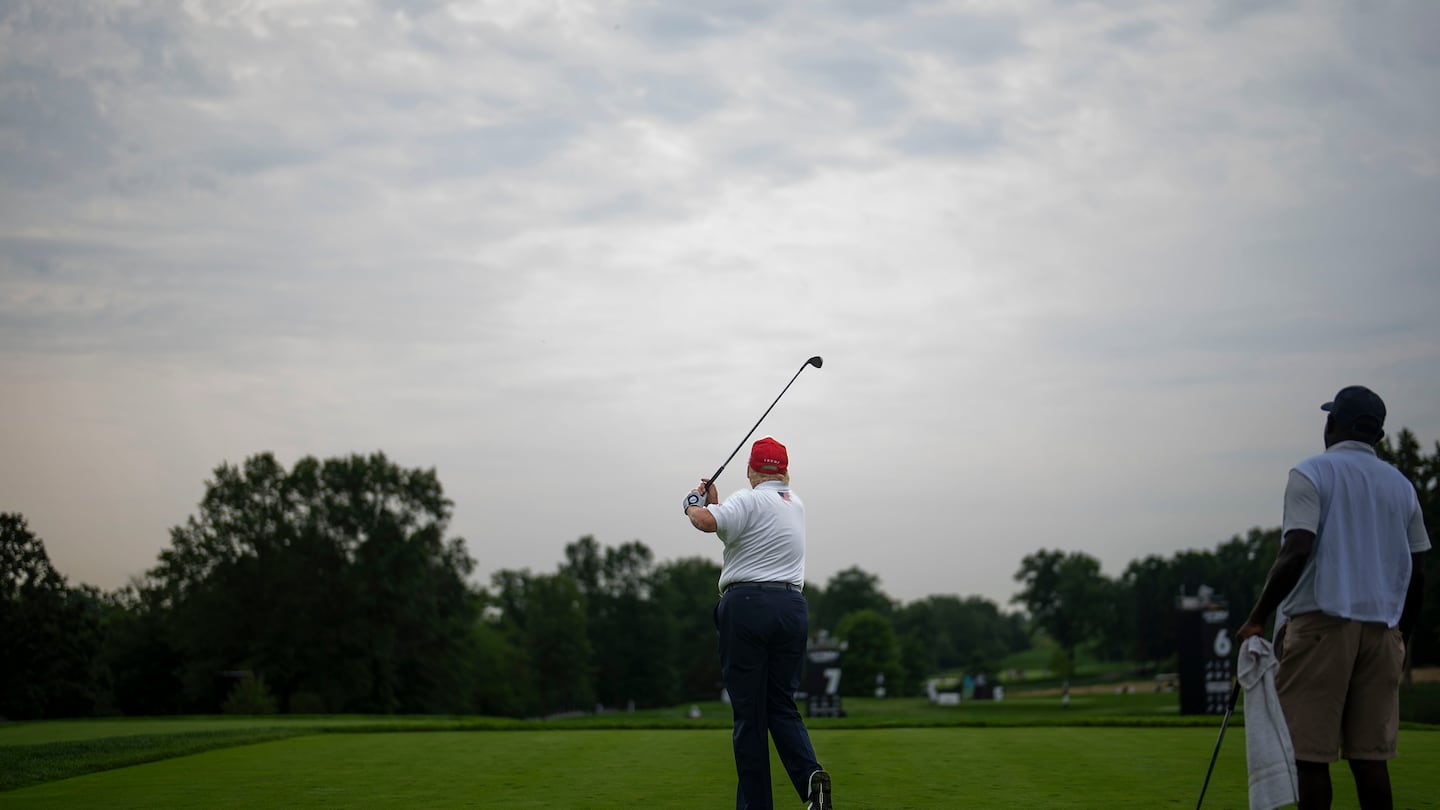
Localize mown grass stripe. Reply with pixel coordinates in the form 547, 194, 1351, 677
0, 730, 309, 792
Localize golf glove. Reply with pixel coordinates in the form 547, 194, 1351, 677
683, 490, 707, 513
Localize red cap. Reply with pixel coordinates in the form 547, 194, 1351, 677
749, 437, 788, 473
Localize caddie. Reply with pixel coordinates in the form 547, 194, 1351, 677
1238, 386, 1430, 810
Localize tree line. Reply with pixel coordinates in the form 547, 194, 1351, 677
1014, 429, 1440, 674
3, 429, 1436, 721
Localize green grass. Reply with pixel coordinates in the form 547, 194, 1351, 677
0, 729, 307, 793
3, 694, 1437, 807
0, 717, 529, 792
1, 727, 1438, 809
0, 716, 531, 748
992, 636, 1157, 687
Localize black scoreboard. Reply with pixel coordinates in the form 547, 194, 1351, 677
801, 647, 845, 718
1176, 593, 1234, 715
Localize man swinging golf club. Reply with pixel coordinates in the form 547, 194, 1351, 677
684, 437, 832, 810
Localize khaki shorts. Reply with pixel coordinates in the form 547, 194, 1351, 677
1276, 612, 1405, 762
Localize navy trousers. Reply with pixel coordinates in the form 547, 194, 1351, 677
716, 586, 822, 810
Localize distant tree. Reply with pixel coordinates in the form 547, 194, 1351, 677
1091, 576, 1133, 662
486, 569, 542, 716
561, 537, 677, 708
891, 599, 946, 694
1012, 549, 1111, 663
1, 512, 67, 599
467, 610, 529, 718
1211, 528, 1282, 623
1049, 648, 1074, 681
1166, 549, 1218, 599
490, 569, 593, 715
560, 535, 604, 597
146, 452, 478, 713
0, 513, 105, 719
1378, 429, 1440, 667
803, 581, 826, 636
1116, 528, 1280, 666
221, 672, 278, 715
835, 609, 904, 698
896, 633, 937, 697
100, 582, 184, 715
650, 556, 724, 701
522, 573, 594, 715
892, 595, 1028, 680
1121, 555, 1177, 665
813, 566, 893, 633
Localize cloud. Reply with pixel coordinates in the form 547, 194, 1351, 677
896, 8, 1026, 64
0, 64, 113, 187
1, 0, 1437, 609
893, 117, 1004, 156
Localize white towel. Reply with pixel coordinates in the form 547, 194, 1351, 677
1238, 636, 1298, 810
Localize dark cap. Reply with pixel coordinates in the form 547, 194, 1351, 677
1321, 385, 1386, 437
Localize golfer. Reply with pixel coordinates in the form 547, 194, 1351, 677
684, 436, 832, 810
1238, 385, 1430, 810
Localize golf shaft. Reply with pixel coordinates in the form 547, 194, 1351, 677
1195, 678, 1242, 810
705, 356, 821, 495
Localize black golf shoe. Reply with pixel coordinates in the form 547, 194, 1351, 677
806, 769, 832, 810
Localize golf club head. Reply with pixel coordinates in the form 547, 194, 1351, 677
807, 356, 823, 369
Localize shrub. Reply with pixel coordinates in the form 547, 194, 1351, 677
221, 673, 277, 715
1400, 682, 1440, 725
287, 691, 327, 715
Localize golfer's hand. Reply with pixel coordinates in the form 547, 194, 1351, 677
698, 479, 718, 505
683, 489, 706, 514
1236, 622, 1265, 643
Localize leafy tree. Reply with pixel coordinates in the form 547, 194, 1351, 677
1049, 648, 1074, 680
1379, 429, 1440, 666
522, 573, 594, 714
813, 566, 893, 633
1118, 528, 1280, 666
650, 556, 724, 701
1090, 576, 1133, 662
561, 537, 677, 708
560, 535, 604, 596
1, 512, 67, 599
100, 582, 184, 715
0, 513, 105, 719
1120, 555, 1177, 664
834, 609, 904, 698
895, 632, 937, 697
1012, 549, 1111, 663
490, 569, 593, 715
221, 672, 278, 715
146, 452, 478, 713
1211, 528, 1282, 624
891, 599, 946, 695
892, 595, 1029, 681
468, 609, 530, 717
802, 581, 826, 636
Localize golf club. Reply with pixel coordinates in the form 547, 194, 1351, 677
704, 356, 823, 496
1195, 678, 1242, 809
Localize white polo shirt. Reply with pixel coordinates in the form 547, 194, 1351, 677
1279, 441, 1431, 627
705, 480, 806, 592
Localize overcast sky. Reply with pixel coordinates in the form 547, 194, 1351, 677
3, 0, 1438, 610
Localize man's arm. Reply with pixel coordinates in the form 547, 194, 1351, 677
685, 478, 719, 533
1236, 529, 1315, 641
1399, 551, 1426, 647
687, 504, 717, 533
